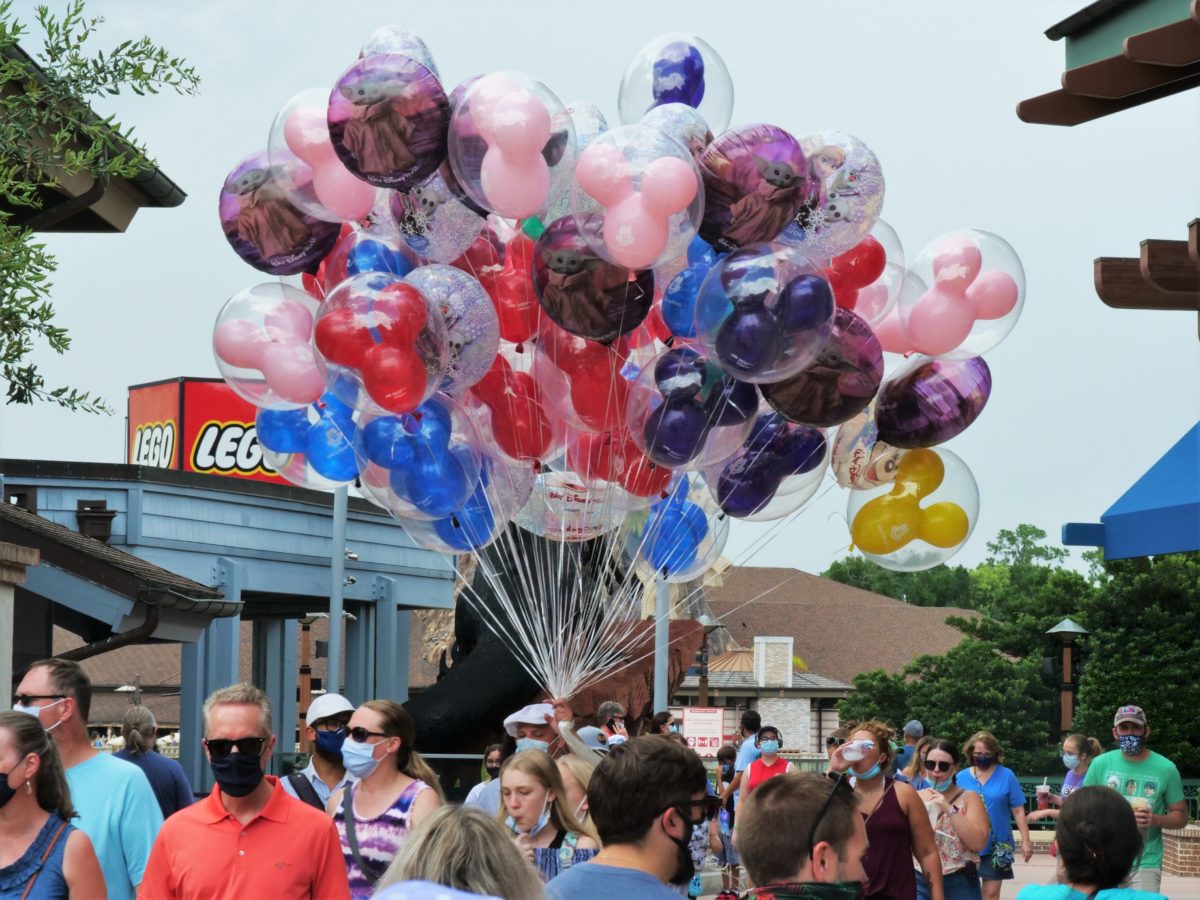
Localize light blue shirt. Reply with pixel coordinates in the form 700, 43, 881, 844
733, 733, 760, 809
463, 775, 502, 816
1016, 886, 1166, 900
546, 862, 681, 899
279, 759, 354, 807
66, 751, 163, 900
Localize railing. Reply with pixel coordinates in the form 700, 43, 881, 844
1017, 777, 1200, 824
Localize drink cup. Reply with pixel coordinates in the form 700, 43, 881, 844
842, 740, 873, 763
1130, 797, 1151, 836
1036, 784, 1051, 810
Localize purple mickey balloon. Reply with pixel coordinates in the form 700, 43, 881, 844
644, 398, 710, 467
715, 303, 781, 377
532, 215, 653, 343
699, 124, 808, 252
776, 274, 835, 333
703, 373, 758, 426
874, 356, 992, 449
219, 150, 340, 275
328, 53, 450, 190
716, 452, 784, 518
761, 308, 884, 428
655, 347, 707, 398
776, 425, 827, 476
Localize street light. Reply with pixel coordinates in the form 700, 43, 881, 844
1046, 618, 1089, 736
696, 614, 725, 707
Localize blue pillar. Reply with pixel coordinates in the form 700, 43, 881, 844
181, 558, 244, 791
252, 617, 298, 774
344, 601, 373, 705
372, 576, 409, 703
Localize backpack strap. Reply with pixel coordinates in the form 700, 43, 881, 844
21, 819, 69, 900
342, 786, 383, 886
287, 772, 325, 811
558, 830, 579, 870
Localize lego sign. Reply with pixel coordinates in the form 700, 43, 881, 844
127, 378, 281, 484
682, 707, 725, 758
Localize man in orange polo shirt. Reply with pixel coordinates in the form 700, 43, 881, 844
138, 683, 350, 899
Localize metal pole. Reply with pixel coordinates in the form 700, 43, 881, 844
653, 577, 670, 712
327, 485, 348, 695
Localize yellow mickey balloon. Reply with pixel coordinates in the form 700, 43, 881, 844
918, 501, 970, 548
893, 448, 944, 498
850, 495, 921, 555
850, 448, 968, 555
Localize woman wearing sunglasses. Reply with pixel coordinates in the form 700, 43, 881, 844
829, 719, 945, 900
916, 740, 989, 900
329, 701, 444, 899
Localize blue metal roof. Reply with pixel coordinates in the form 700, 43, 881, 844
1063, 422, 1200, 559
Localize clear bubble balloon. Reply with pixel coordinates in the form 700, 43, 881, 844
359, 26, 438, 77
626, 344, 757, 471
847, 446, 979, 572
780, 130, 885, 261
570, 124, 704, 271
312, 272, 449, 415
447, 71, 576, 220
328, 53, 450, 191
618, 34, 733, 135
389, 169, 485, 263
213, 283, 324, 409
901, 229, 1025, 358
626, 475, 729, 583
405, 264, 500, 397
257, 394, 359, 489
533, 326, 635, 435
541, 101, 610, 224
640, 103, 714, 163
514, 469, 627, 542
693, 242, 835, 383
219, 150, 341, 275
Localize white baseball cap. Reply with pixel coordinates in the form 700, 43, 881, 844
503, 703, 555, 738
305, 693, 355, 727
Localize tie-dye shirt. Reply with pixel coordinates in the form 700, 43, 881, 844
334, 779, 430, 899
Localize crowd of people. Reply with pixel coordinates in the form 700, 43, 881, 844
0, 656, 1188, 899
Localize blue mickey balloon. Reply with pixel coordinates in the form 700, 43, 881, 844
776, 425, 827, 476
360, 415, 417, 469
305, 416, 358, 482
702, 372, 757, 427
642, 492, 709, 575
393, 442, 476, 517
687, 235, 716, 267
716, 452, 784, 518
433, 478, 497, 551
346, 239, 413, 278
256, 407, 311, 454
662, 260, 711, 340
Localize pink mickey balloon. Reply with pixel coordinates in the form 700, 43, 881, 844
479, 91, 552, 218
260, 343, 326, 404
213, 319, 269, 369
574, 143, 632, 206
264, 300, 315, 342
873, 307, 914, 355
966, 270, 1019, 319
904, 287, 976, 357
641, 156, 698, 216
930, 236, 982, 294
284, 107, 376, 222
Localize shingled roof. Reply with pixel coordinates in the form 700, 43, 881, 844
703, 567, 976, 685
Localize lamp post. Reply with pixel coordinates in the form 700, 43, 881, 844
1046, 618, 1089, 736
696, 614, 724, 707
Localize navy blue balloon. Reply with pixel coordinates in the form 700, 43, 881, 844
654, 348, 706, 398
715, 304, 781, 377
346, 239, 413, 277
702, 374, 757, 426
717, 452, 785, 518
256, 408, 310, 454
651, 41, 705, 109
644, 398, 709, 467
433, 480, 496, 551
744, 413, 791, 455
305, 418, 358, 481
776, 274, 834, 333
776, 426, 827, 476
360, 416, 416, 469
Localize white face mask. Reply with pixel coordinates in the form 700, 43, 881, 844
14, 698, 65, 730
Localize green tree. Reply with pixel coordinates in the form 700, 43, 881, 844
838, 668, 909, 727
1, 0, 198, 411
1073, 552, 1200, 777
823, 555, 975, 608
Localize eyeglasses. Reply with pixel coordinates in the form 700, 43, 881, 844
204, 737, 267, 760
807, 773, 852, 859
313, 719, 349, 733
825, 736, 846, 748
668, 795, 721, 823
14, 694, 65, 707
924, 759, 954, 773
349, 726, 388, 743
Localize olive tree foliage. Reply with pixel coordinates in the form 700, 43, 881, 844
0, 1, 198, 411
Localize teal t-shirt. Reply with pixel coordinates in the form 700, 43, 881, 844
66, 752, 164, 900
1017, 886, 1166, 900
1081, 749, 1184, 871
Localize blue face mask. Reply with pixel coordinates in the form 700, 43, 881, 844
506, 796, 552, 838
314, 728, 346, 760
856, 761, 882, 781
341, 737, 387, 779
1118, 734, 1145, 756
668, 724, 680, 735
759, 739, 780, 755
1061, 753, 1080, 770
931, 775, 955, 792
515, 737, 550, 754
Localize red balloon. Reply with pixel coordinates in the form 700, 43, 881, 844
315, 308, 376, 367
361, 346, 425, 413
616, 445, 671, 497
567, 430, 621, 482
376, 283, 428, 345
452, 229, 504, 296
491, 232, 544, 344
489, 372, 554, 461
571, 368, 629, 433
823, 266, 860, 311
831, 236, 887, 290
471, 355, 513, 407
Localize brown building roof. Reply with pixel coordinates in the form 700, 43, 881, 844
704, 567, 976, 685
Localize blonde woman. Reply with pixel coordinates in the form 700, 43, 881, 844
556, 754, 596, 833
376, 805, 546, 899
500, 749, 598, 883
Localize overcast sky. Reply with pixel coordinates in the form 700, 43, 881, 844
2, 0, 1197, 576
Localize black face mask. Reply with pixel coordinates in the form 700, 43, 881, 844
668, 809, 698, 886
720, 763, 734, 779
210, 751, 265, 797
485, 764, 501, 779
0, 772, 16, 810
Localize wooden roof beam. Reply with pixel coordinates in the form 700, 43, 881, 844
1140, 239, 1200, 291
1016, 71, 1200, 123
1123, 1, 1200, 65
1095, 257, 1200, 310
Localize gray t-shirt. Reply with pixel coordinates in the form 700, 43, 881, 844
546, 862, 680, 899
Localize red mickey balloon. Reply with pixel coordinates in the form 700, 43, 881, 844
361, 345, 426, 413
315, 307, 377, 367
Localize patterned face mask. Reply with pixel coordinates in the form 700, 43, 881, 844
1118, 734, 1146, 756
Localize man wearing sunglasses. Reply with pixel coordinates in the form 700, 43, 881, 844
546, 736, 711, 899
281, 693, 355, 810
15, 658, 163, 900
736, 771, 869, 899
139, 683, 350, 899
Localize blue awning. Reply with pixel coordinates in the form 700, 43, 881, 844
1063, 422, 1200, 560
